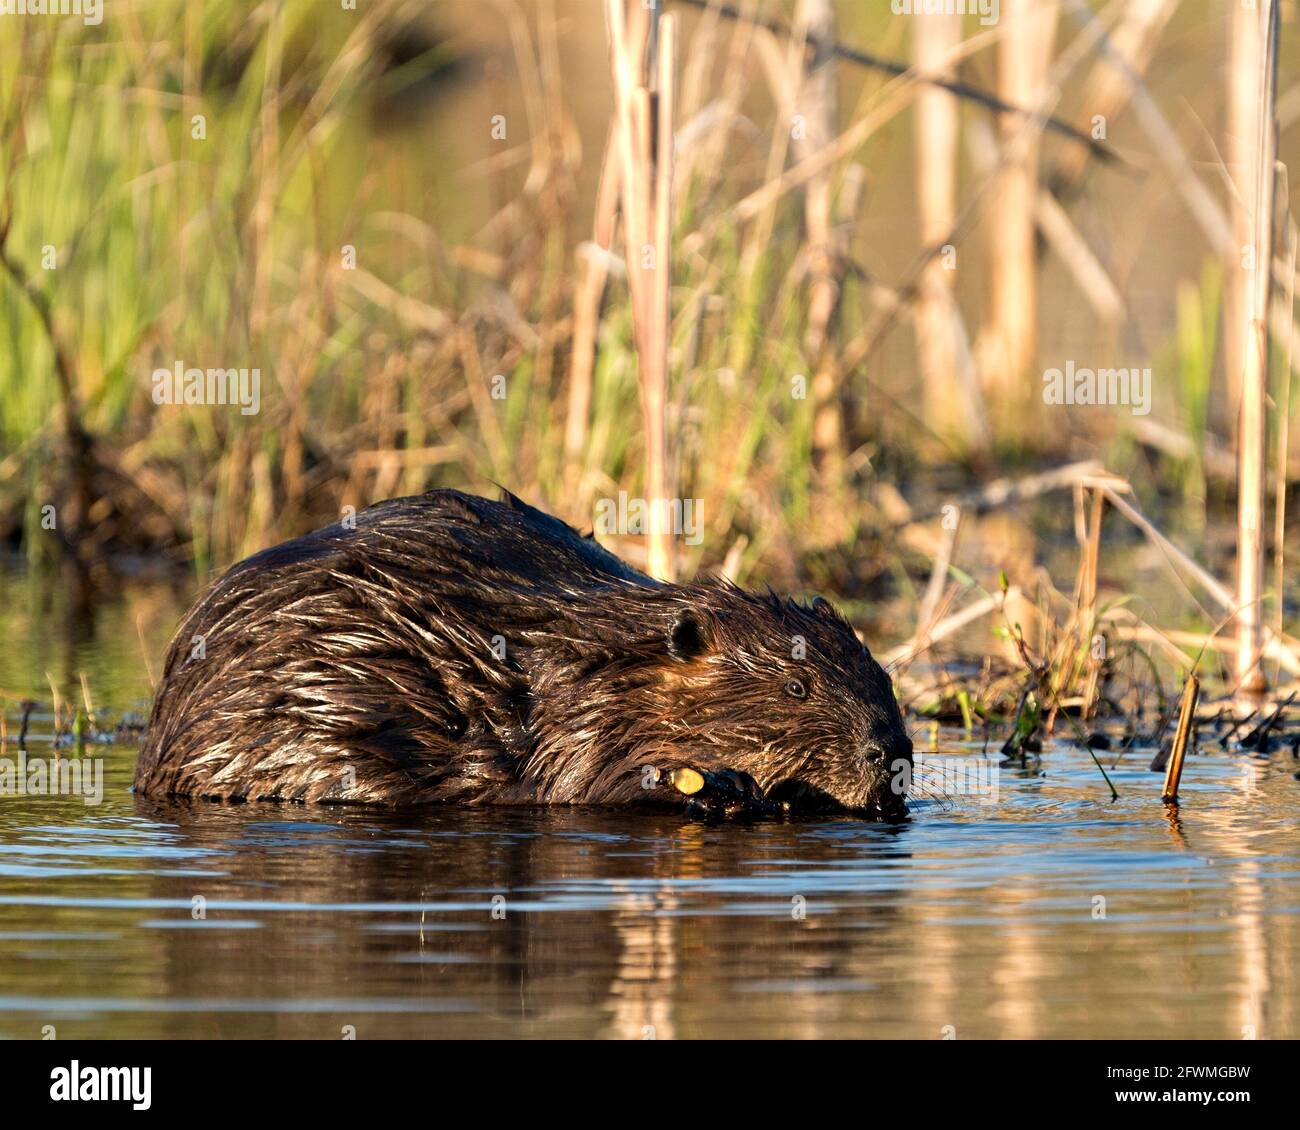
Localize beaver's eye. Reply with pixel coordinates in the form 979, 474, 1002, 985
784, 678, 807, 699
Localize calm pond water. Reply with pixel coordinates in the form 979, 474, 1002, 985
1, 574, 1298, 1039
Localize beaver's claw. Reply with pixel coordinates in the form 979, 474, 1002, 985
666, 766, 783, 819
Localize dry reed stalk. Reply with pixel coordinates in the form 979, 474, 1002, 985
1033, 187, 1124, 322
1094, 483, 1226, 608
1063, 1, 1232, 251
1226, 0, 1263, 420
691, 0, 760, 213
536, 0, 566, 187
982, 0, 1059, 429
345, 269, 452, 335
564, 123, 623, 506
914, 8, 983, 453
1234, 0, 1279, 696
794, 0, 848, 482
496, 0, 552, 199
353, 445, 461, 470
677, 0, 1115, 159
1104, 622, 1198, 671
885, 586, 1023, 670
965, 116, 1123, 325
739, 28, 798, 287
725, 26, 996, 234
1055, 0, 1300, 404
1126, 417, 1300, 483
748, 5, 845, 494
651, 15, 677, 580
1106, 621, 1248, 669
719, 535, 749, 585
1052, 0, 1177, 195
606, 0, 676, 580
1161, 674, 1199, 804
135, 613, 157, 690
44, 672, 61, 740
1073, 487, 1105, 718
527, 0, 574, 403
836, 7, 1114, 397
1272, 195, 1296, 682
675, 0, 720, 133
78, 672, 95, 728
456, 325, 511, 476
913, 517, 959, 652
247, 7, 282, 343
792, 0, 837, 359
1087, 479, 1300, 678
914, 459, 1107, 529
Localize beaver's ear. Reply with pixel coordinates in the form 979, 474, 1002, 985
667, 610, 711, 662
811, 595, 848, 625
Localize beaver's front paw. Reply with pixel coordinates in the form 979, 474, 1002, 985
667, 766, 783, 819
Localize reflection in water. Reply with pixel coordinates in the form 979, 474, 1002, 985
0, 735, 1297, 1038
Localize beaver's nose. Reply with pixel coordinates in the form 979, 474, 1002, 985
862, 733, 913, 767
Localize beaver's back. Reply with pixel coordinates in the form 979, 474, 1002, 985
134, 489, 655, 803
231, 488, 653, 593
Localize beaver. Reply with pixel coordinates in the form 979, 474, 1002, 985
134, 490, 913, 818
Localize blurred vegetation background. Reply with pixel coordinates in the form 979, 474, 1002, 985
0, 0, 1297, 615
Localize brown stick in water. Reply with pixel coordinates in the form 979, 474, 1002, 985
1161, 675, 1200, 804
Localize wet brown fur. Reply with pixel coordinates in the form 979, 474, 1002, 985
134, 490, 913, 815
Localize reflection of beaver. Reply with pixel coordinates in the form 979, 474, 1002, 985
121, 799, 915, 1039
134, 490, 912, 818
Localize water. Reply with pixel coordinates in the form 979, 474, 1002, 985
2, 569, 1298, 1038
1, 731, 1297, 1039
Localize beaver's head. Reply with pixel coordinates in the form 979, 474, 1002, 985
532, 583, 913, 819
648, 586, 913, 818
